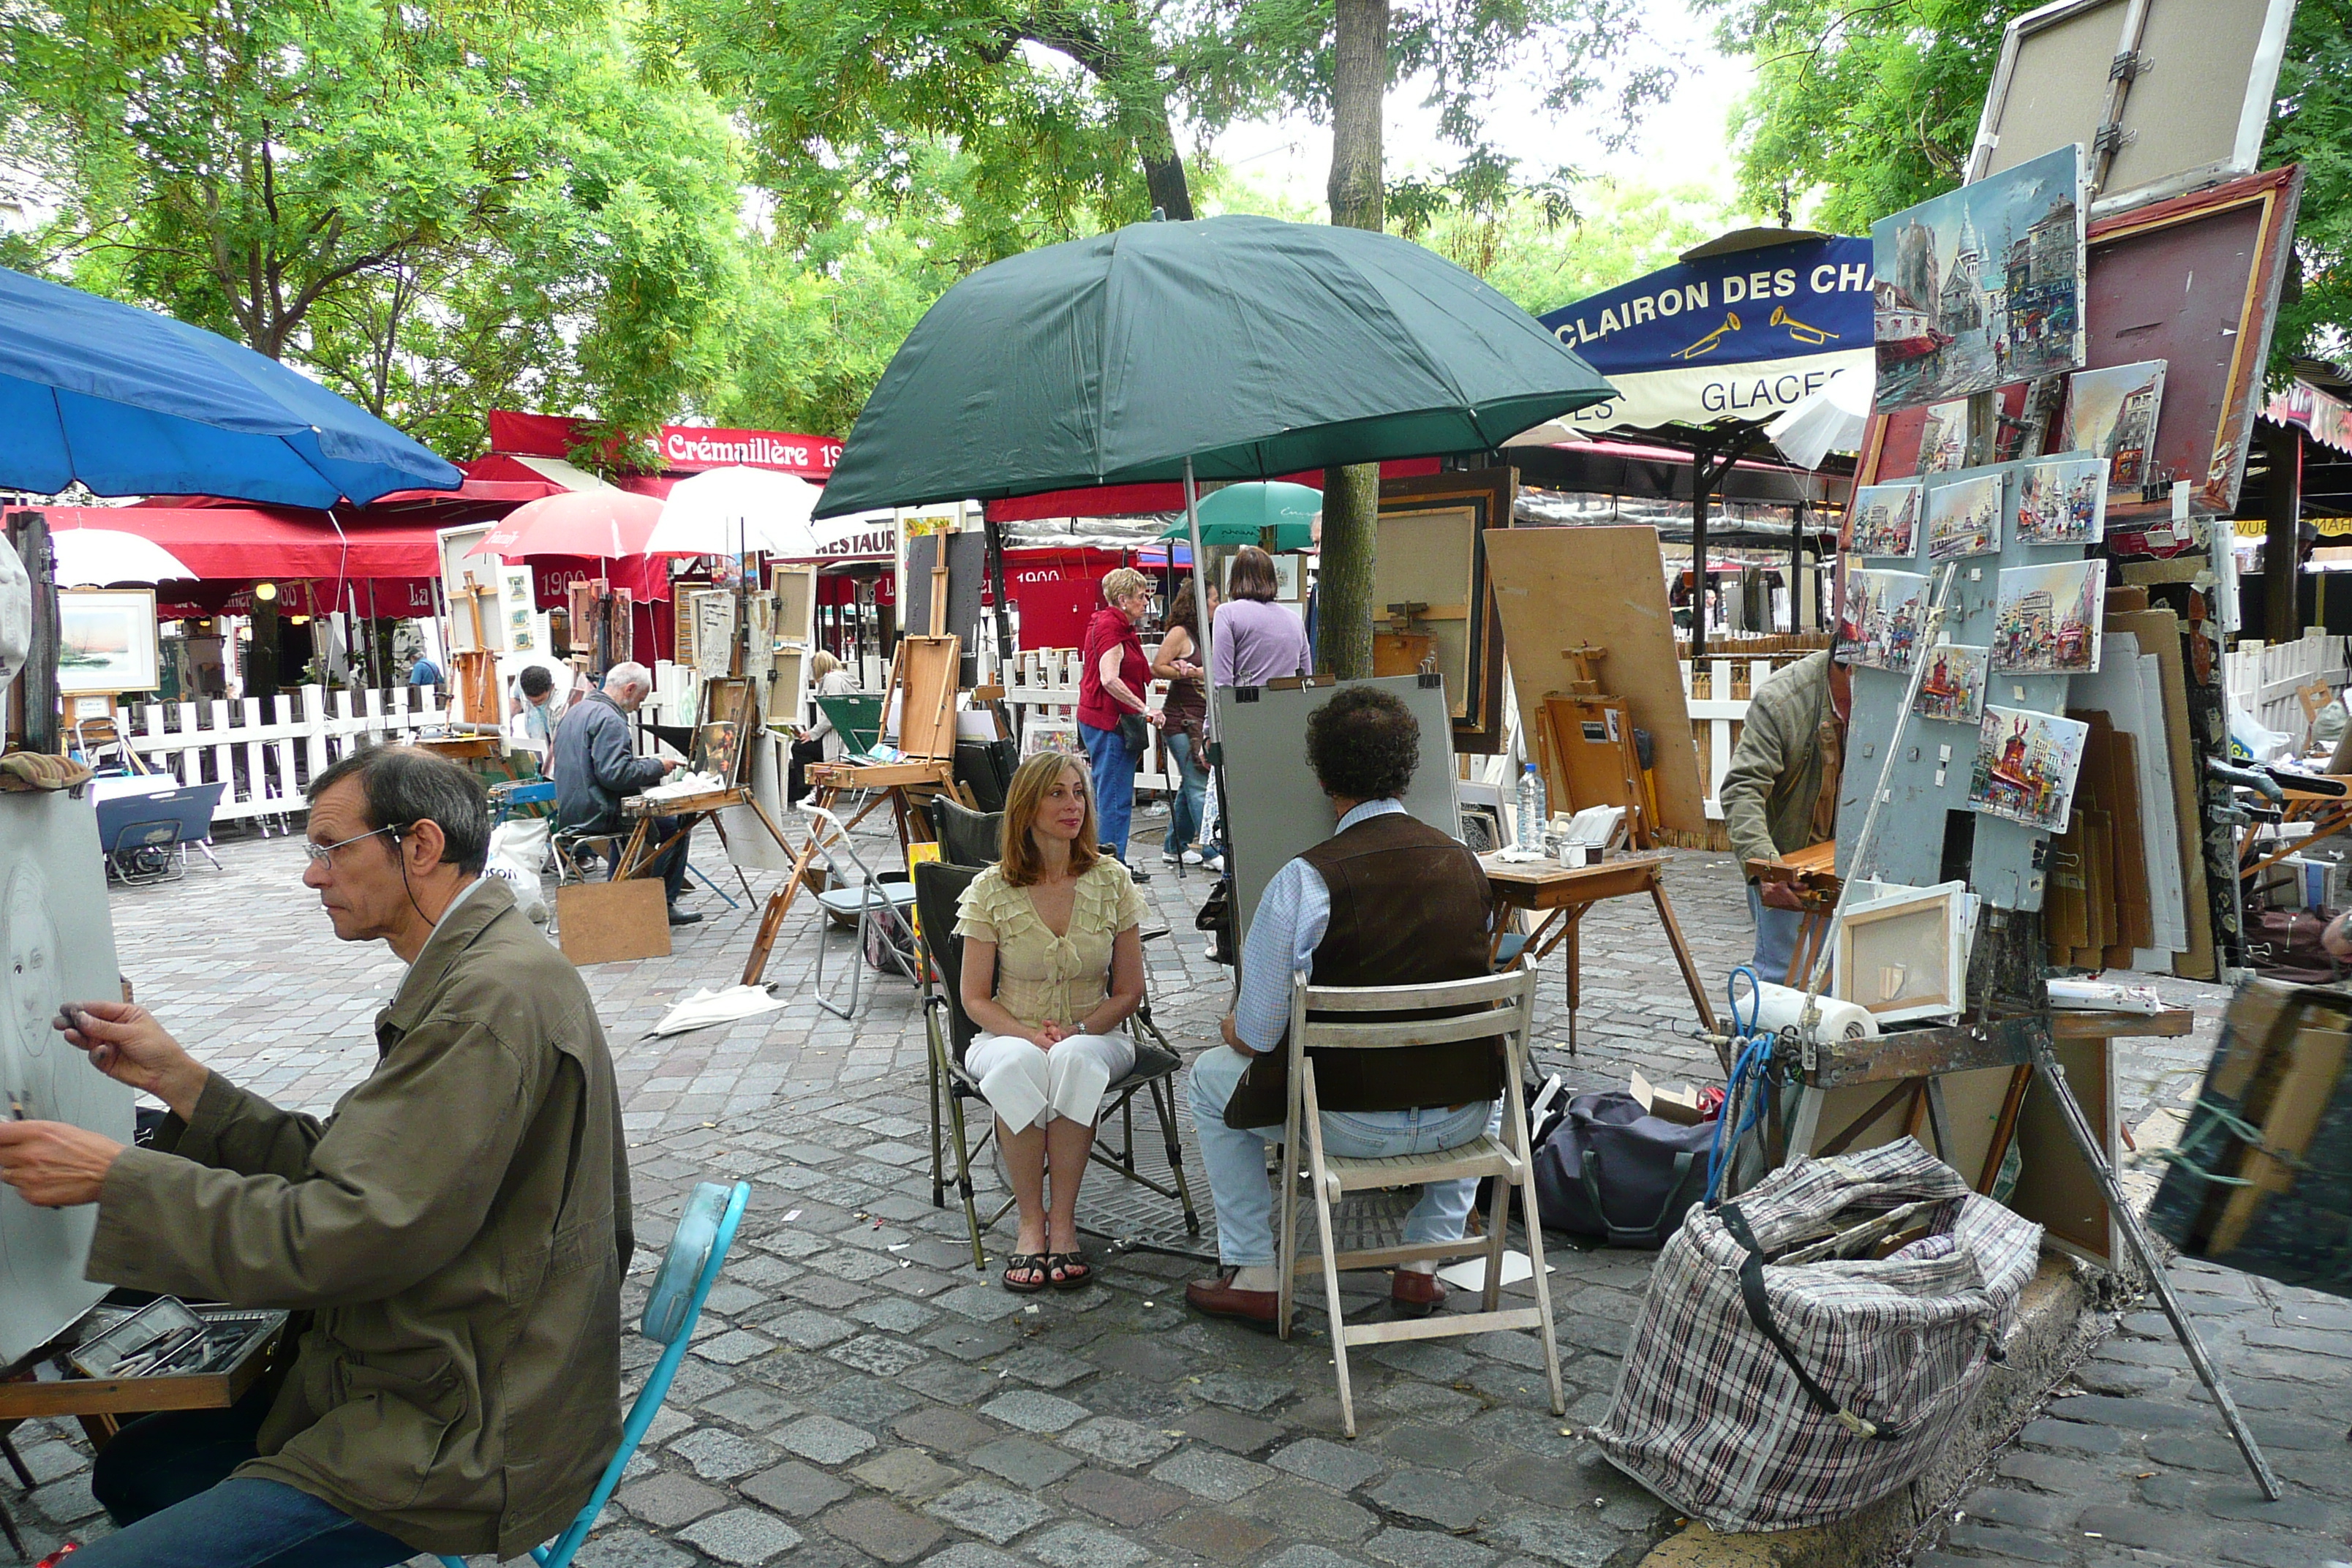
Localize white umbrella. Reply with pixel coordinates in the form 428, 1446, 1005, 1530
1768, 372, 1873, 471
647, 465, 820, 558
50, 527, 198, 585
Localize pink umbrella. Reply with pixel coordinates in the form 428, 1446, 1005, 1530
468, 490, 664, 560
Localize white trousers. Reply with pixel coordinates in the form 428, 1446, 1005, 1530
966, 1031, 1135, 1133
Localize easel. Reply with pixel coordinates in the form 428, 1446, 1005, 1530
448, 570, 500, 726
739, 630, 970, 987
1531, 641, 1661, 849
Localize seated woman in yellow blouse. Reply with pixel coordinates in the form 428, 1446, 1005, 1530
956, 753, 1148, 1292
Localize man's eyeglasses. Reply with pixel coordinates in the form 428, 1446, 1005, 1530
302, 825, 401, 866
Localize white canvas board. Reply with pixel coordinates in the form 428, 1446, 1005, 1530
717, 731, 795, 873
2136, 650, 2190, 953
1, 791, 136, 1361
1220, 676, 1459, 967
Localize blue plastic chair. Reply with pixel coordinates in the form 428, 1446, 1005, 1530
439, 1180, 750, 1567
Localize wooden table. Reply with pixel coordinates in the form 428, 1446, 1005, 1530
1478, 851, 1722, 1064
615, 783, 794, 887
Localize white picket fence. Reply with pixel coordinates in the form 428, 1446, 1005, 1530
2225, 631, 2349, 742
118, 685, 454, 826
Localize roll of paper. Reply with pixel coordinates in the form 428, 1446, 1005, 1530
1743, 981, 1879, 1041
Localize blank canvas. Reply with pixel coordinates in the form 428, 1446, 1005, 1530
1, 791, 135, 1362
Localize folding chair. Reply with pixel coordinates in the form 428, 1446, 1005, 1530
814, 693, 887, 762
799, 804, 921, 1019
925, 795, 1004, 868
915, 860, 1199, 1270
1277, 963, 1562, 1438
437, 1179, 749, 1568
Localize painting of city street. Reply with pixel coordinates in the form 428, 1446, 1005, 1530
1918, 399, 1970, 473
2015, 455, 2107, 545
1991, 558, 2106, 675
1912, 643, 1989, 724
2062, 360, 2166, 497
1968, 704, 2089, 833
1872, 146, 2085, 410
1926, 472, 2002, 560
1839, 568, 1929, 673
1850, 483, 1921, 557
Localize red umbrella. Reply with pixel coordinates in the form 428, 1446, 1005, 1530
469, 489, 663, 560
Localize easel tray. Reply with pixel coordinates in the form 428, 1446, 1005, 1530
0, 1303, 287, 1420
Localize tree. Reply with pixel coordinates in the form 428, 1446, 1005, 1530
1, 0, 747, 459
1316, 0, 1390, 679
1705, 0, 2352, 376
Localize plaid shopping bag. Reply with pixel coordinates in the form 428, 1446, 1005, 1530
1591, 1139, 2042, 1533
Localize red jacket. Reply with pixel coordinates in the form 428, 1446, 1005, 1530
1077, 606, 1147, 731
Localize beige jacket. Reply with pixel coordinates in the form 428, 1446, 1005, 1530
90, 878, 633, 1558
1719, 650, 1841, 873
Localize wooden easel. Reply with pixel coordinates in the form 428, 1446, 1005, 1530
449, 570, 501, 725
739, 632, 971, 986
1531, 644, 1660, 848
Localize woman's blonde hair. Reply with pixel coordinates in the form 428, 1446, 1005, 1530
1101, 567, 1150, 606
810, 649, 842, 679
998, 753, 1101, 886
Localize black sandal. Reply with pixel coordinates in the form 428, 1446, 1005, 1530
1002, 1254, 1049, 1294
1047, 1251, 1093, 1291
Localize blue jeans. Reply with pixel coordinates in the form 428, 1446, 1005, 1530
1187, 1044, 1499, 1267
1164, 730, 1207, 856
1746, 880, 1804, 984
1079, 720, 1138, 860
79, 1387, 412, 1567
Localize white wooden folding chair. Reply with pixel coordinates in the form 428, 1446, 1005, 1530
1277, 962, 1562, 1437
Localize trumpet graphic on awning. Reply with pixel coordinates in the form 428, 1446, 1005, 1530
1670, 312, 1742, 360
1769, 305, 1840, 346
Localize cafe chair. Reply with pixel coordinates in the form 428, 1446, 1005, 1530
925, 795, 1005, 868
800, 804, 921, 1019
915, 859, 1199, 1271
1276, 962, 1562, 1439
437, 1180, 750, 1568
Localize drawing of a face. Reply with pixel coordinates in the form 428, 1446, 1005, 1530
2, 862, 63, 1094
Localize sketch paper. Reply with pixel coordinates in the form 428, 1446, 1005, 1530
1968, 705, 2089, 832
1, 792, 135, 1362
2062, 360, 2167, 497
691, 590, 737, 679
1926, 472, 2003, 560
1917, 400, 1970, 473
1912, 644, 1990, 723
1850, 483, 1922, 558
56, 590, 159, 696
1993, 558, 2106, 674
1839, 568, 1929, 673
1873, 145, 2086, 410
2015, 455, 2108, 545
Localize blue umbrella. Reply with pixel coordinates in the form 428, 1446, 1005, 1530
0, 265, 461, 507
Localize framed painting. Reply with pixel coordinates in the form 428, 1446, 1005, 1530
56, 589, 159, 696
1969, 704, 2091, 832
1376, 467, 1515, 753
1993, 559, 2106, 674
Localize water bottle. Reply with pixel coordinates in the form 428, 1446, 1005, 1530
1515, 764, 1547, 851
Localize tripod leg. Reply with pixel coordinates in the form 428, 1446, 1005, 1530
2029, 1036, 2283, 1501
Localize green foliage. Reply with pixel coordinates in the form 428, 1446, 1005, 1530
2264, 0, 2352, 369
1, 0, 745, 459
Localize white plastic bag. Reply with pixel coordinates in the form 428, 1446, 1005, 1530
485, 818, 551, 924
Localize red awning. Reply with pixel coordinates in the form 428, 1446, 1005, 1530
45, 506, 445, 578
981, 458, 1444, 524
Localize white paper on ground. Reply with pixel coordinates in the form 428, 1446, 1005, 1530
653, 984, 787, 1037
1436, 1251, 1553, 1292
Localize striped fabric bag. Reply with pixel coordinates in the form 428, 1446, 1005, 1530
1591, 1139, 2042, 1532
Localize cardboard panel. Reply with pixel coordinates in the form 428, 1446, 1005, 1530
2009, 1037, 2119, 1267
1483, 526, 1707, 840
2107, 608, 2215, 978
557, 878, 672, 964
1378, 469, 1514, 752
1219, 675, 1459, 965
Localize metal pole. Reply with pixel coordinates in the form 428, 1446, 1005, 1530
1690, 437, 1712, 662
1185, 458, 1213, 746
2027, 1030, 2283, 1500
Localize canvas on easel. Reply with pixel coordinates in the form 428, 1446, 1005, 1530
1376, 468, 1515, 752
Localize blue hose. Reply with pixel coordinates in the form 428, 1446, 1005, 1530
1707, 965, 1775, 1205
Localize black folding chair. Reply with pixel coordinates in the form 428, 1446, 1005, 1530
926, 795, 1004, 867
916, 860, 1199, 1270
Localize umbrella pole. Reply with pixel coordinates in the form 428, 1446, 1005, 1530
983, 513, 1016, 737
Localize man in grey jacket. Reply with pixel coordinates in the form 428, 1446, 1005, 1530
1717, 647, 1847, 980
554, 661, 699, 926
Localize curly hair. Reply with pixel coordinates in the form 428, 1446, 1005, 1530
1305, 686, 1420, 802
1100, 567, 1150, 606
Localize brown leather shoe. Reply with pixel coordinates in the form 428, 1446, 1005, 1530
1390, 1268, 1446, 1316
1186, 1269, 1279, 1330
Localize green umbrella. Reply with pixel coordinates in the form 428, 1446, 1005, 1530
813, 214, 1614, 519
1153, 481, 1321, 550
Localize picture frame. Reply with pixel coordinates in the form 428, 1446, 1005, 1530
1832, 878, 1973, 1024
1969, 704, 2092, 832
1849, 483, 1921, 559
1458, 803, 1504, 856
56, 589, 160, 696
1992, 559, 2106, 674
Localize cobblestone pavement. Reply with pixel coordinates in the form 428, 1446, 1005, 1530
6, 806, 2329, 1568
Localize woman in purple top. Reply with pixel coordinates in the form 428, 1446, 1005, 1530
1210, 546, 1312, 687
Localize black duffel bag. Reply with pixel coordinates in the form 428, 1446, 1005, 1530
1533, 1090, 1715, 1248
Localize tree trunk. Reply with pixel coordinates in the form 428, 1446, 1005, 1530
1142, 140, 1194, 221
1316, 0, 1388, 677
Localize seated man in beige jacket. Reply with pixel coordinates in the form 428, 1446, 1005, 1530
0, 746, 631, 1568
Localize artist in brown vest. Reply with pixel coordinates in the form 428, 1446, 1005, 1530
1186, 686, 1501, 1327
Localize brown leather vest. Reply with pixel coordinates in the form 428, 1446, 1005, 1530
1223, 810, 1503, 1128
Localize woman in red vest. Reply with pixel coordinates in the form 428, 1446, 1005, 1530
1076, 568, 1164, 875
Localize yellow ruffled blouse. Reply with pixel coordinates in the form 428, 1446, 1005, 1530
953, 857, 1147, 1029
